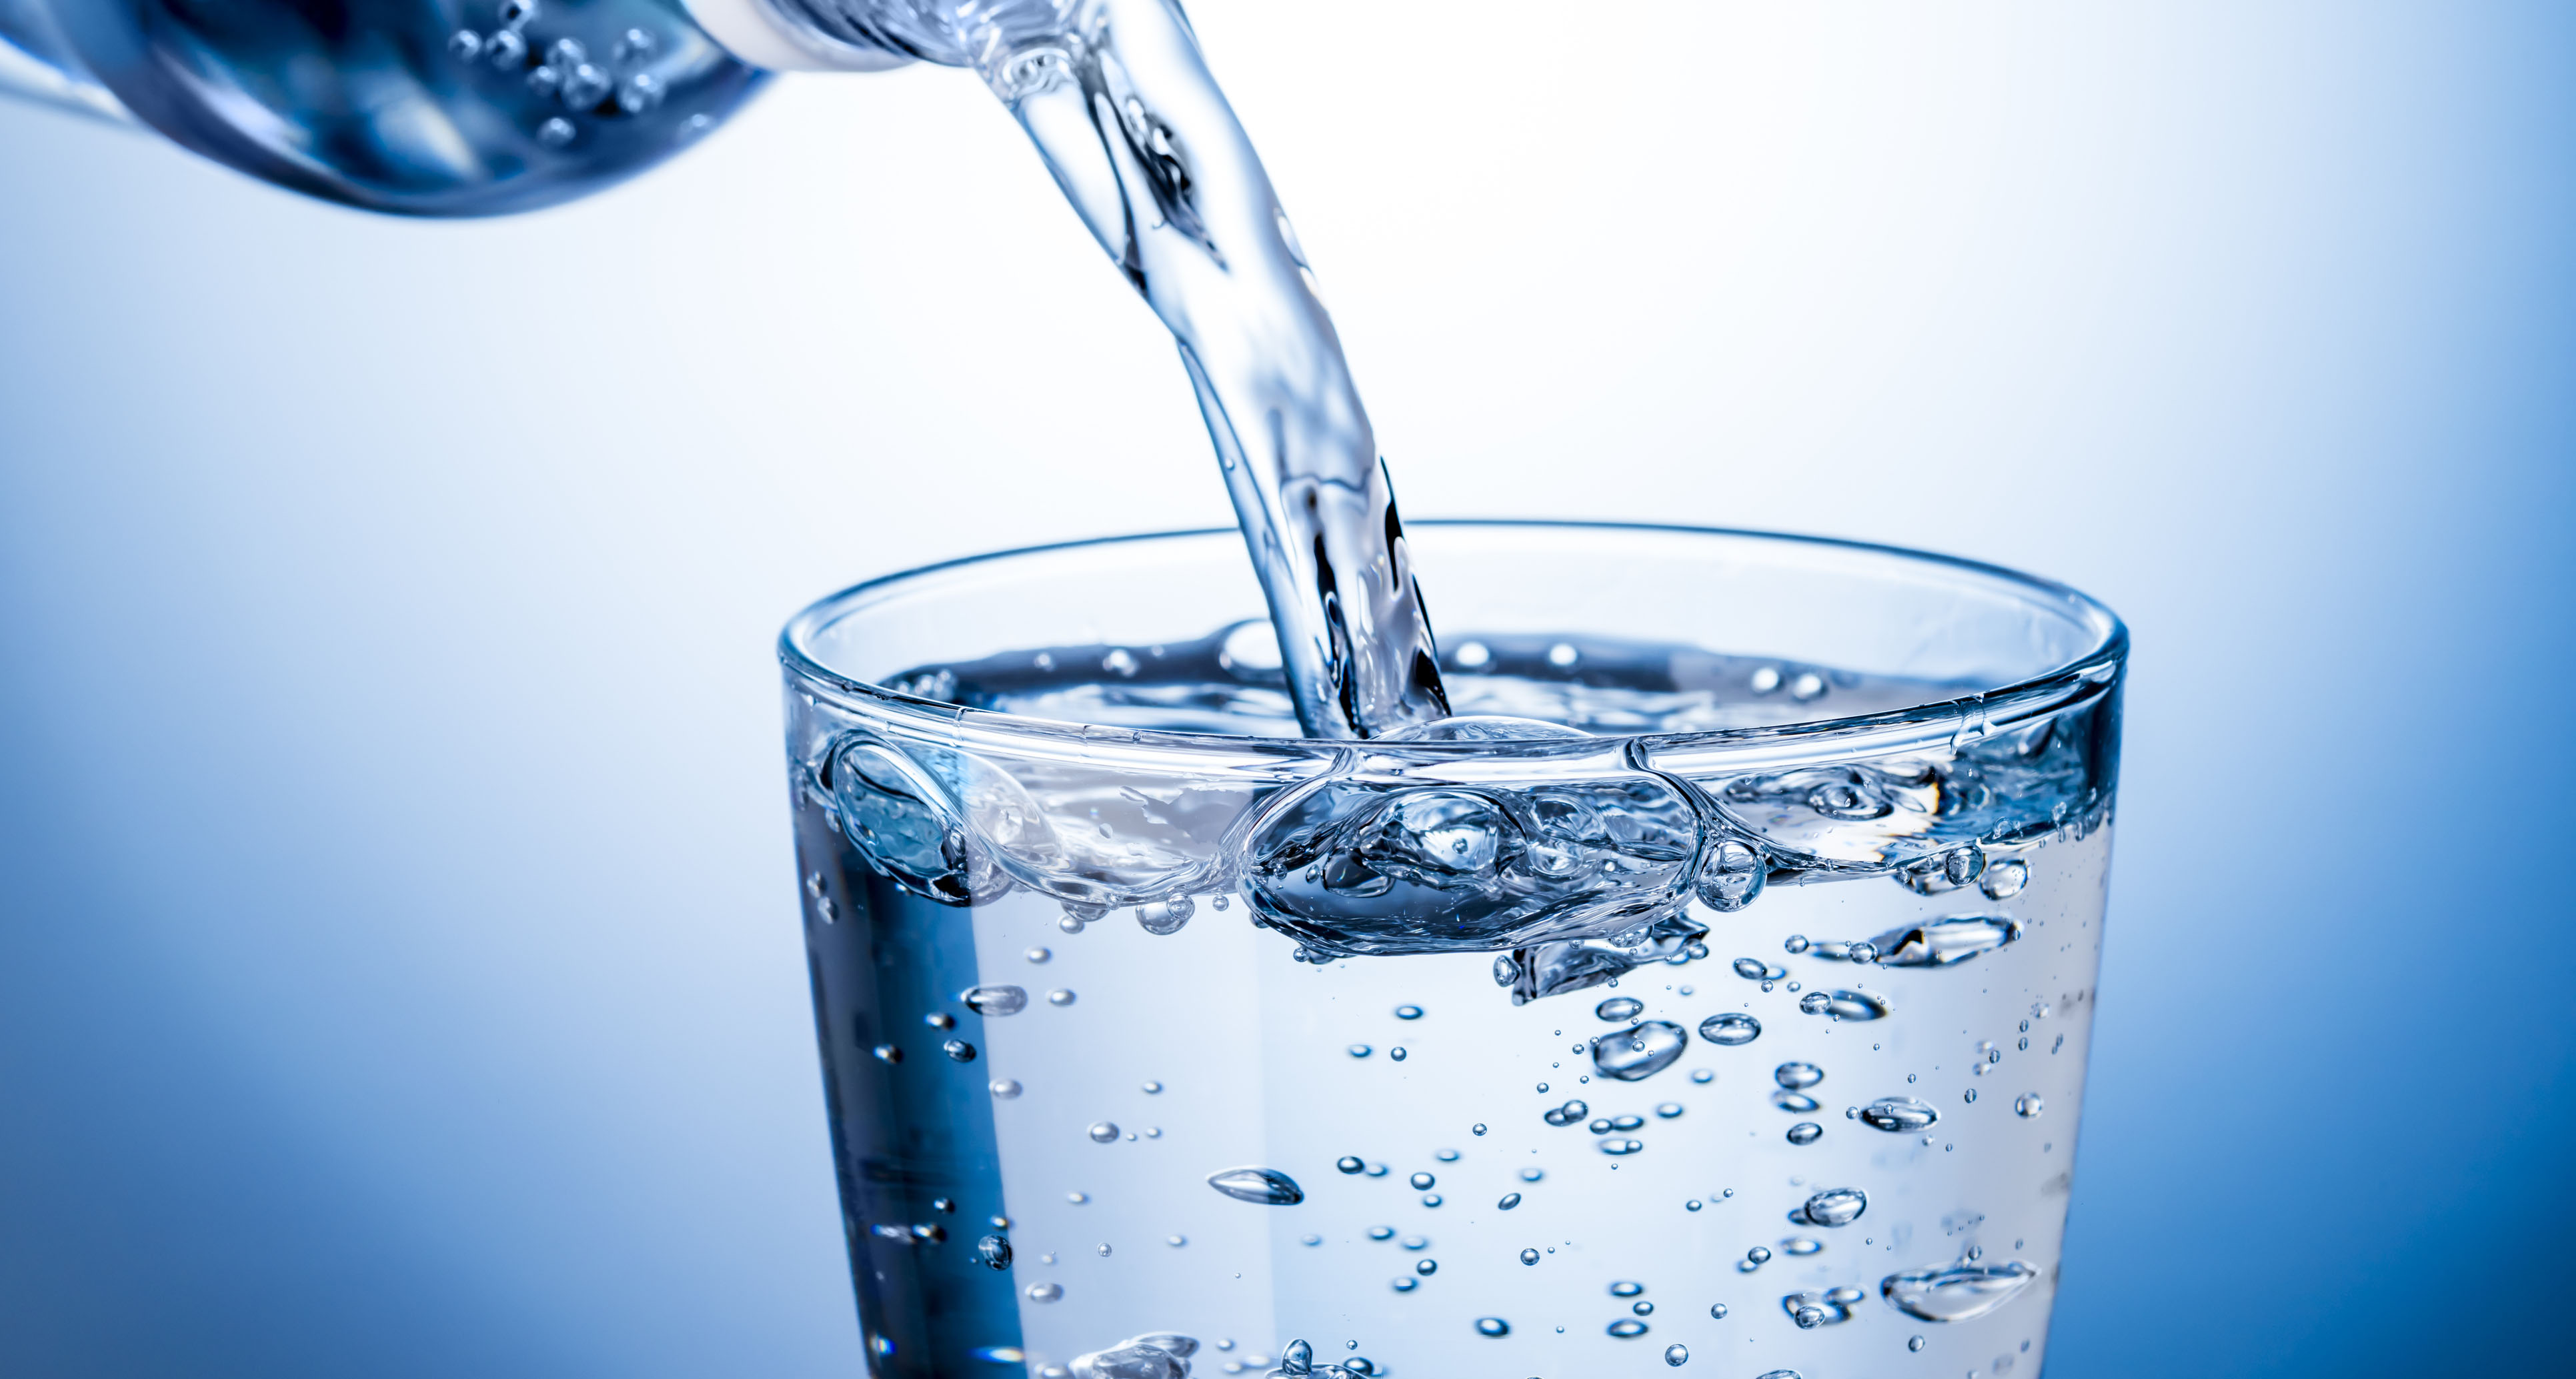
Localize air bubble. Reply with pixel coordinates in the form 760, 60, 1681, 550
872, 1044, 901, 1065
1350, 1045, 1373, 1058
1088, 1122, 1120, 1144
1025, 948, 1052, 964
1520, 1248, 1541, 1264
1136, 897, 1195, 934
1782, 1237, 1822, 1256
942, 1039, 976, 1062
1410, 1172, 1435, 1190
2015, 1094, 2045, 1118
1416, 1259, 1437, 1276
990, 1079, 1022, 1099
1880, 1259, 2041, 1322
1394, 1004, 1424, 1020
1697, 840, 1768, 912
1142, 1080, 1164, 1094
1664, 1344, 1689, 1366
1698, 1013, 1760, 1046
1773, 1092, 1820, 1114
1799, 1187, 1868, 1227
1981, 859, 2030, 899
1048, 989, 1076, 1006
1784, 935, 1810, 954
1596, 997, 1644, 1022
1860, 1097, 1941, 1132
535, 117, 575, 148
1786, 1123, 1822, 1146
1774, 1062, 1825, 1090
1390, 1048, 1408, 1062
1475, 1318, 1510, 1338
1024, 1282, 1062, 1303
1206, 1168, 1304, 1205
1547, 643, 1580, 667
1520, 1167, 1545, 1182
1607, 1320, 1649, 1338
1656, 1102, 1684, 1118
1592, 1022, 1688, 1081
1598, 1138, 1645, 1156
1337, 1156, 1365, 1174
1498, 1192, 1522, 1210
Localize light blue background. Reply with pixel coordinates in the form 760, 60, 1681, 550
2, 3, 2567, 1374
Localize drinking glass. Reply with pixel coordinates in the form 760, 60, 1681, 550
779, 521, 2125, 1379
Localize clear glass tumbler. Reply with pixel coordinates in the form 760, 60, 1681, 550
779, 521, 2125, 1379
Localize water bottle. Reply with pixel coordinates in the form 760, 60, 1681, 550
0, 0, 1056, 215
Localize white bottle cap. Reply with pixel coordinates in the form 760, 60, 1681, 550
682, 0, 913, 72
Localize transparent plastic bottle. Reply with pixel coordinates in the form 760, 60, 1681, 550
3, 0, 1065, 216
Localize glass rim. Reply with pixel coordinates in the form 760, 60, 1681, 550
778, 519, 2128, 773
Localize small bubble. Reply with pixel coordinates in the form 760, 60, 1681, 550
1025, 1282, 1061, 1302
1058, 916, 1086, 934
1790, 671, 1827, 700
485, 27, 527, 66
1520, 1248, 1541, 1264
1774, 1062, 1825, 1090
1686, 1199, 1702, 1211
1710, 1303, 1730, 1319
1349, 1045, 1373, 1058
1167, 1235, 1186, 1247
1860, 1097, 1941, 1132
1547, 643, 1580, 667
1338, 1156, 1366, 1174
1732, 958, 1768, 980
1390, 1048, 1408, 1062
1520, 1167, 1545, 1182
1143, 1080, 1164, 1094
990, 1079, 1022, 1099
1607, 1319, 1649, 1338
1475, 1318, 1510, 1338
535, 116, 575, 148
1393, 1004, 1424, 1021
1699, 1013, 1761, 1046
1136, 897, 1194, 935
872, 1044, 902, 1065
1416, 1259, 1438, 1276
1596, 996, 1644, 1022
1634, 1301, 1656, 1316
1206, 1168, 1305, 1205
1782, 1237, 1822, 1256
1066, 1192, 1087, 1204
1472, 1124, 1487, 1136
1786, 1123, 1822, 1146
1390, 1278, 1417, 1293
1368, 1226, 1396, 1241
1498, 1192, 1522, 1210
941, 1039, 976, 1062
2015, 1094, 2046, 1118
1774, 1092, 1820, 1113
1784, 935, 1810, 954
1748, 1246, 1772, 1264
1088, 1122, 1120, 1144
1690, 1068, 1716, 1084
1664, 1343, 1690, 1366
1366, 1163, 1388, 1177
1410, 1172, 1436, 1190
1981, 859, 2030, 900
1422, 1194, 1444, 1208
1102, 648, 1139, 677
1452, 641, 1492, 669
1048, 990, 1076, 1006
1301, 1233, 1322, 1246
1096, 1243, 1111, 1257
924, 1012, 954, 1030
1612, 1280, 1645, 1297
1024, 948, 1052, 964
1910, 1335, 1927, 1352
447, 29, 485, 61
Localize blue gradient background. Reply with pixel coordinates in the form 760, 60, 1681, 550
1, 3, 2567, 1374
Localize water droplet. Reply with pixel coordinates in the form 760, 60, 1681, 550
1909, 1335, 1927, 1352
1698, 839, 1768, 912
1101, 648, 1139, 677
1634, 1301, 1656, 1316
1981, 859, 2030, 900
1059, 916, 1086, 934
1497, 1192, 1522, 1210
975, 1234, 1012, 1269
1755, 1371, 1804, 1379
1860, 1096, 1941, 1132
1475, 1318, 1510, 1338
1349, 1044, 1373, 1058
1399, 1234, 1428, 1251
1024, 947, 1052, 964
1410, 1172, 1436, 1190
1774, 1062, 1825, 1090
1472, 1123, 1488, 1135
1048, 989, 1076, 1006
1698, 1013, 1760, 1046
2015, 1093, 2045, 1118
1790, 671, 1827, 700
1798, 992, 1829, 1015
1206, 1167, 1304, 1205
1596, 996, 1644, 1022
1520, 1248, 1542, 1264
1136, 897, 1195, 935
1024, 1282, 1062, 1303
1880, 1259, 2041, 1322
1686, 1199, 1702, 1211
1608, 1319, 1649, 1338
1799, 1187, 1868, 1227
1416, 1258, 1438, 1275
1592, 1022, 1688, 1081
1390, 1047, 1408, 1062
1664, 1343, 1690, 1366
1096, 1243, 1112, 1256
1965, 1088, 1979, 1104
1709, 1303, 1730, 1319
1088, 1122, 1120, 1143
942, 1039, 976, 1062
1337, 1156, 1365, 1174
990, 1078, 1022, 1099
1786, 1122, 1822, 1146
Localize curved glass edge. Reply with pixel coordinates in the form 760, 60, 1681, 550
778, 521, 2130, 779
